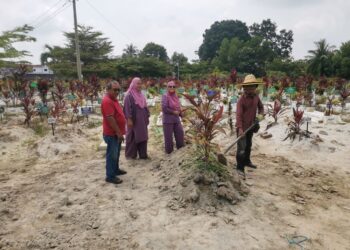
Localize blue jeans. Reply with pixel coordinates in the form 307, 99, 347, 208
103, 135, 121, 180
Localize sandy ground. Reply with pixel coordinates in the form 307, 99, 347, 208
0, 109, 350, 250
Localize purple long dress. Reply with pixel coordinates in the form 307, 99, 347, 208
162, 95, 184, 154
123, 94, 150, 159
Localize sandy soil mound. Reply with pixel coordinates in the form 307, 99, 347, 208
153, 147, 247, 212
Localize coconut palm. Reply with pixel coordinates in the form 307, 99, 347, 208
307, 39, 335, 76
122, 44, 139, 58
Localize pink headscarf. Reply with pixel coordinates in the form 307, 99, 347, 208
126, 77, 147, 108
166, 81, 180, 111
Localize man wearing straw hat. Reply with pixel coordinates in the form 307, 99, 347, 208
236, 74, 264, 180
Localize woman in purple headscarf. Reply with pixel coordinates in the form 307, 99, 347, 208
161, 81, 185, 154
123, 77, 150, 159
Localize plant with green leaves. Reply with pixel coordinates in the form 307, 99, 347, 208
0, 24, 36, 66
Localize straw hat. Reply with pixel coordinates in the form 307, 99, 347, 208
240, 74, 263, 86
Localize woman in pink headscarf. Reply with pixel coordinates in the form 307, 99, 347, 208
123, 77, 150, 159
161, 81, 184, 154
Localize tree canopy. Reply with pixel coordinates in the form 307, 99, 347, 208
213, 36, 275, 76
198, 20, 250, 61
307, 39, 335, 77
2, 19, 346, 80
333, 41, 350, 79
141, 42, 168, 62
41, 25, 114, 77
170, 52, 188, 65
249, 19, 293, 58
115, 57, 170, 78
0, 24, 36, 66
122, 44, 139, 58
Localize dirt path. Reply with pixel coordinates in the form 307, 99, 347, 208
1, 120, 350, 249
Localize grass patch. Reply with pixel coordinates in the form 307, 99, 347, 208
21, 138, 37, 147
150, 114, 163, 145
182, 149, 229, 177
149, 102, 161, 116
86, 120, 102, 129
31, 121, 49, 137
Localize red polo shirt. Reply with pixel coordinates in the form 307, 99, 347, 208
101, 94, 126, 136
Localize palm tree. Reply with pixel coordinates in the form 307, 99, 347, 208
307, 39, 335, 76
122, 44, 139, 58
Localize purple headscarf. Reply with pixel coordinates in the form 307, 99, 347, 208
166, 81, 180, 111
126, 77, 147, 108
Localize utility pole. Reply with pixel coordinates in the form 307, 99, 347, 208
176, 61, 179, 80
72, 0, 82, 80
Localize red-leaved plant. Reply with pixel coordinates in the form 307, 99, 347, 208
266, 99, 288, 130
316, 77, 328, 95
88, 75, 100, 106
21, 86, 37, 126
182, 91, 225, 163
284, 107, 309, 141
50, 81, 67, 120
38, 79, 49, 104
50, 99, 66, 121
51, 81, 66, 104
262, 76, 271, 97
70, 99, 82, 123
325, 94, 335, 116
11, 65, 29, 106
230, 68, 237, 84
340, 88, 350, 111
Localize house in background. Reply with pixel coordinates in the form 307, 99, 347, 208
0, 65, 55, 80
26, 65, 54, 79
0, 67, 15, 79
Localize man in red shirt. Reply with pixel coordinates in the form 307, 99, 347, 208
236, 74, 264, 180
101, 81, 127, 184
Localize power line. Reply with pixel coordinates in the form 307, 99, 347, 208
29, 0, 65, 26
34, 1, 71, 29
84, 0, 132, 41
34, 1, 70, 28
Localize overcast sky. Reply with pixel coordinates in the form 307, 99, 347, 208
1, 0, 349, 64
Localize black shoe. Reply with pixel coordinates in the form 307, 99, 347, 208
246, 162, 257, 169
105, 177, 123, 184
117, 169, 127, 175
139, 156, 151, 160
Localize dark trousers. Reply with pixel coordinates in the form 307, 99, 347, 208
125, 130, 148, 159
163, 122, 185, 154
126, 140, 148, 159
103, 135, 121, 180
236, 130, 254, 171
